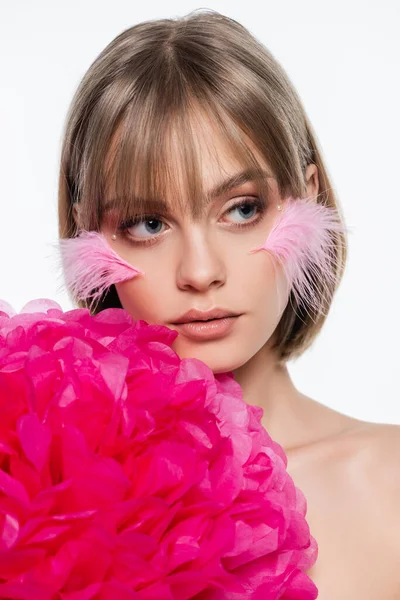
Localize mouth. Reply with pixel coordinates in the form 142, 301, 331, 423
171, 315, 240, 341
187, 317, 224, 323
172, 308, 241, 325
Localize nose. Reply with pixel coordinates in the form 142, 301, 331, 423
176, 226, 226, 292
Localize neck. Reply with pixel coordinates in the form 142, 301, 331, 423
232, 343, 313, 454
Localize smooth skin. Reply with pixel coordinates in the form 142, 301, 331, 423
96, 110, 400, 599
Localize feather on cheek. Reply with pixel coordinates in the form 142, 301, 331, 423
57, 230, 144, 309
249, 196, 349, 314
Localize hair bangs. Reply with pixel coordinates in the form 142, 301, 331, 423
99, 90, 274, 227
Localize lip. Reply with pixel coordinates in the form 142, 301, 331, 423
172, 315, 240, 341
172, 307, 240, 324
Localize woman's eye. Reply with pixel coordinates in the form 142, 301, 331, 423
225, 199, 260, 223
117, 197, 266, 245
119, 217, 166, 241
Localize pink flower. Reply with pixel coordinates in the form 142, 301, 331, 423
0, 298, 318, 599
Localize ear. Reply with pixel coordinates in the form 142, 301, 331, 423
305, 163, 319, 199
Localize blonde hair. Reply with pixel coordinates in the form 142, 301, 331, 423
58, 9, 347, 362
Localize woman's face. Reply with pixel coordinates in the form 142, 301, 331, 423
100, 120, 291, 374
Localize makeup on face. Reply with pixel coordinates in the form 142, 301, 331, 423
57, 173, 271, 311
102, 187, 271, 249
58, 193, 346, 331
169, 306, 243, 341
172, 315, 240, 341
249, 196, 348, 313
57, 230, 144, 309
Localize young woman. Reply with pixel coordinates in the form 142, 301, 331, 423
58, 9, 400, 598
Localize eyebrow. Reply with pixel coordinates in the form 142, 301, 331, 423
102, 168, 272, 214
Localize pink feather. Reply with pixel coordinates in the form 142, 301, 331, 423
57, 230, 144, 309
250, 196, 348, 316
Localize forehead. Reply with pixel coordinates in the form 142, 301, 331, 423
102, 104, 274, 219
166, 107, 269, 185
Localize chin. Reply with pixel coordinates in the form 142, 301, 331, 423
171, 340, 247, 374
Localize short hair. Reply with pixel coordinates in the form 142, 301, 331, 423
57, 9, 347, 362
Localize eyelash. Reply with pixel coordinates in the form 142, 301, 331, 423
116, 196, 268, 247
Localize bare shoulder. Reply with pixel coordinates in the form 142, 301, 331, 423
287, 398, 400, 473
288, 420, 400, 599
358, 420, 400, 451
345, 420, 400, 481
354, 421, 400, 507
287, 414, 400, 537
284, 397, 400, 518
320, 419, 400, 496
334, 421, 400, 590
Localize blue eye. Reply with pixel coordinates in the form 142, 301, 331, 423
118, 216, 166, 242
131, 218, 164, 237
227, 201, 258, 222
117, 196, 267, 246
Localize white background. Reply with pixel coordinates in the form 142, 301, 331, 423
0, 1, 399, 423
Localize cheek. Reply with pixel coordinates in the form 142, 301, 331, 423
243, 249, 291, 318
115, 267, 170, 323
238, 260, 290, 363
